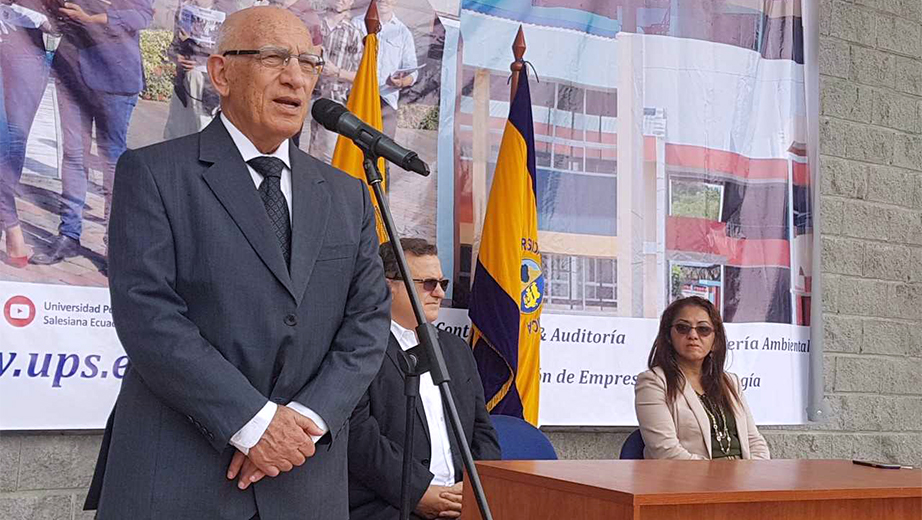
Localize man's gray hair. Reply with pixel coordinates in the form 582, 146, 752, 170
214, 15, 237, 54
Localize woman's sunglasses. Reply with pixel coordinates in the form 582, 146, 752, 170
672, 323, 714, 337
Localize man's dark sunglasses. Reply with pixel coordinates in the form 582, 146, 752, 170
388, 277, 449, 292
672, 323, 714, 337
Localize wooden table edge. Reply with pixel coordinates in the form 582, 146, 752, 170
632, 487, 922, 506
474, 463, 922, 507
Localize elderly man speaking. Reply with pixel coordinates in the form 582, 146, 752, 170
83, 7, 391, 519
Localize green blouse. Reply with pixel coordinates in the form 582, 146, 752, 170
698, 394, 743, 460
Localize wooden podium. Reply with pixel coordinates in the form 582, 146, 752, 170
462, 460, 921, 520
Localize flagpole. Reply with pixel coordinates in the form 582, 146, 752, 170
509, 26, 526, 99
364, 0, 381, 34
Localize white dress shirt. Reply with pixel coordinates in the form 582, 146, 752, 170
221, 114, 329, 454
352, 14, 418, 110
391, 320, 456, 486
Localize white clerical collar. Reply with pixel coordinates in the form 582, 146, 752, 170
220, 112, 291, 169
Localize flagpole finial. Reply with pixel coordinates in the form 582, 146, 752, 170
365, 0, 381, 34
510, 25, 526, 98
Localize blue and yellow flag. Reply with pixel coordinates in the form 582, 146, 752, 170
469, 68, 544, 426
331, 29, 388, 243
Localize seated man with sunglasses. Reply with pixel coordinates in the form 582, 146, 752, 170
634, 296, 770, 460
348, 238, 501, 520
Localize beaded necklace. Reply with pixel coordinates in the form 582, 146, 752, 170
697, 393, 731, 456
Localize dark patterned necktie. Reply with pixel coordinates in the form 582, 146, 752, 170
248, 156, 291, 268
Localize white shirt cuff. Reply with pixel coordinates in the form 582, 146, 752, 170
286, 401, 329, 444
229, 401, 277, 455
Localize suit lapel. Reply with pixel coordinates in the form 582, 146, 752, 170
199, 119, 295, 299
384, 333, 432, 445
289, 148, 331, 307
681, 379, 713, 457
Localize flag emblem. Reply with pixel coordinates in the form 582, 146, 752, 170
520, 258, 544, 314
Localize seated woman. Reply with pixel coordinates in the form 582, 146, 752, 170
635, 296, 770, 460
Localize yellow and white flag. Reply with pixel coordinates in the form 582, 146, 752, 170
331, 27, 388, 243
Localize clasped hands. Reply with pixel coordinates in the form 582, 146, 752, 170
416, 482, 463, 519
226, 406, 324, 490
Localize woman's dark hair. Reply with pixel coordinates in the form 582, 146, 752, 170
647, 296, 740, 413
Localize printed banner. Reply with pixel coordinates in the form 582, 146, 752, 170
437, 308, 809, 425
1, 282, 123, 429
0, 0, 814, 429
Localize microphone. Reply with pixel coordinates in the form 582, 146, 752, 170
311, 98, 430, 176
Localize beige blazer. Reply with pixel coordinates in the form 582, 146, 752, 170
634, 367, 770, 460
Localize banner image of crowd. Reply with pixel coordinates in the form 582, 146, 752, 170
0, 0, 814, 429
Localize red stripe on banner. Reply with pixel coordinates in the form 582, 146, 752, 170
553, 127, 576, 140
534, 122, 553, 136
584, 147, 618, 160
456, 159, 473, 223
553, 143, 578, 154
667, 216, 790, 267
584, 131, 617, 145
457, 112, 509, 131
666, 144, 789, 180
793, 161, 810, 186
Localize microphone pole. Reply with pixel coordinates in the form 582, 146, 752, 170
356, 142, 493, 520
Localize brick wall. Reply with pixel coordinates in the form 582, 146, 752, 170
0, 433, 98, 519
776, 0, 921, 463
1, 1, 919, 518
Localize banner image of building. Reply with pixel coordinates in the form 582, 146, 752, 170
0, 0, 816, 429
450, 0, 811, 326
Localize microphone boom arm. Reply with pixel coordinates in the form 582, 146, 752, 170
356, 150, 493, 520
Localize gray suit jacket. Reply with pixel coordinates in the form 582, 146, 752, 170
85, 117, 391, 519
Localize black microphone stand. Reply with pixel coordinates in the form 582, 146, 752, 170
357, 144, 494, 520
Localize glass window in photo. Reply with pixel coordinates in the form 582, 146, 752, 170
669, 179, 724, 221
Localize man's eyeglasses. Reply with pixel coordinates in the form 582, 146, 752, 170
672, 323, 714, 337
388, 277, 450, 292
222, 46, 324, 75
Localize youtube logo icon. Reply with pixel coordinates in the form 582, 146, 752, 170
4, 295, 36, 327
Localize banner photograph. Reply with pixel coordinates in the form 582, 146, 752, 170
0, 0, 815, 429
